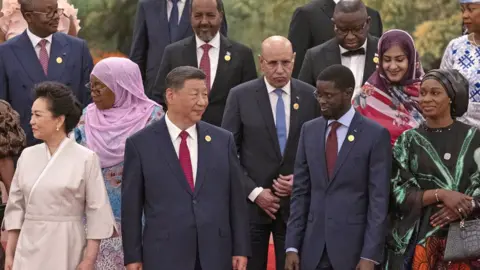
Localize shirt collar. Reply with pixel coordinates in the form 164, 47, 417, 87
195, 32, 221, 50
264, 77, 291, 96
168, 0, 185, 2
333, 0, 340, 3
26, 28, 53, 48
165, 112, 197, 140
327, 106, 356, 128
339, 39, 367, 54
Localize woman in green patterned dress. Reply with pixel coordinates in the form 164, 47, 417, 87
387, 69, 480, 269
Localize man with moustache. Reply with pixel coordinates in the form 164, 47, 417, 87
298, 0, 378, 98
222, 36, 320, 270
0, 0, 93, 146
152, 0, 257, 127
285, 65, 391, 270
288, 0, 382, 78
122, 66, 250, 270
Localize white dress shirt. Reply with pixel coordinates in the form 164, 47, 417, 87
165, 113, 198, 184
339, 40, 367, 98
195, 32, 220, 89
166, 0, 186, 23
333, 0, 340, 3
27, 28, 52, 58
247, 78, 292, 202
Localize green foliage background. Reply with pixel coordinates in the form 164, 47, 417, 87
71, 0, 463, 70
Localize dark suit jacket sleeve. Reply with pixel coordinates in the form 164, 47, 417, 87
0, 51, 7, 101
285, 124, 311, 251
151, 46, 172, 107
130, 1, 148, 80
121, 138, 145, 265
298, 49, 315, 87
361, 128, 391, 262
81, 40, 93, 107
228, 133, 251, 257
371, 10, 383, 37
221, 88, 258, 195
288, 7, 312, 79
221, 12, 228, 36
240, 48, 257, 83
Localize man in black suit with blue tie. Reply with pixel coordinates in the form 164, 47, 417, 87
222, 36, 320, 270
0, 0, 93, 146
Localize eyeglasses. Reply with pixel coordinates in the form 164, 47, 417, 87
86, 82, 108, 95
28, 8, 64, 19
334, 22, 367, 36
261, 59, 294, 70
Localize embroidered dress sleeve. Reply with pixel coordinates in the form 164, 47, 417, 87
84, 152, 117, 239
440, 39, 455, 70
4, 153, 25, 230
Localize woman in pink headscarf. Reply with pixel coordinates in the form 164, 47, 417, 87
74, 57, 163, 269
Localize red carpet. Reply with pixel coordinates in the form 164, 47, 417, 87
268, 243, 276, 270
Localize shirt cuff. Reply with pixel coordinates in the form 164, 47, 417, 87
248, 187, 264, 202
360, 257, 379, 265
286, 248, 298, 253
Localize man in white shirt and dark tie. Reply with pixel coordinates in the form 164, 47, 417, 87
152, 0, 257, 127
130, 0, 228, 97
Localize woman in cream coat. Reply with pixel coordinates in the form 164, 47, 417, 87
4, 82, 116, 270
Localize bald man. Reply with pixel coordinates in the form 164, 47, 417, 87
222, 36, 321, 270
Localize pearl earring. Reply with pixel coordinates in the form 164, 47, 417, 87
56, 127, 59, 131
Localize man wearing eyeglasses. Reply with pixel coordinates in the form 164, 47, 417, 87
0, 0, 93, 146
221, 36, 320, 270
297, 0, 379, 99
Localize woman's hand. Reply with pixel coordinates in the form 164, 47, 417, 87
439, 189, 473, 219
5, 254, 13, 270
76, 259, 95, 270
430, 204, 461, 227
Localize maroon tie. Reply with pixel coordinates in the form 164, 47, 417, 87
199, 43, 212, 92
326, 121, 341, 179
38, 39, 49, 75
179, 130, 194, 190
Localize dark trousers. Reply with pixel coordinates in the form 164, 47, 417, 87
247, 219, 286, 270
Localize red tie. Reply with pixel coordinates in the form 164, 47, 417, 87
179, 130, 194, 190
326, 121, 341, 179
199, 44, 212, 92
38, 39, 49, 75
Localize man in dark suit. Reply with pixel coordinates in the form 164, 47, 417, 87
0, 0, 93, 146
122, 66, 250, 270
288, 0, 382, 78
222, 36, 320, 270
151, 0, 257, 127
130, 0, 228, 97
285, 65, 391, 270
298, 0, 378, 98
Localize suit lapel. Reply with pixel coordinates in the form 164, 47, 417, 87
176, 0, 191, 42
210, 35, 232, 96
155, 0, 171, 43
284, 81, 300, 156
194, 122, 210, 196
256, 79, 282, 160
184, 36, 198, 67
329, 112, 364, 183
154, 118, 194, 196
12, 31, 46, 83
325, 40, 342, 67
362, 36, 377, 83
314, 118, 329, 187
47, 33, 69, 81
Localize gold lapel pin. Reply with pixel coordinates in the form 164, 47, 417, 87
293, 103, 299, 110
348, 135, 355, 142
56, 57, 63, 64
224, 51, 231, 62
205, 135, 211, 142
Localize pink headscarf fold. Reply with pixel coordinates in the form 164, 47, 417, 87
84, 57, 160, 167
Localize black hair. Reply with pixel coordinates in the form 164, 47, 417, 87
165, 66, 207, 90
34, 81, 82, 134
334, 0, 367, 14
190, 0, 225, 14
316, 64, 356, 91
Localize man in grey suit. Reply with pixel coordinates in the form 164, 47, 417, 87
122, 66, 249, 270
285, 65, 391, 270
222, 36, 320, 270
129, 0, 228, 97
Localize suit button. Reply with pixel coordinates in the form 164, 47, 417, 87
192, 200, 197, 204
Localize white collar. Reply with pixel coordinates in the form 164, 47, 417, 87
264, 77, 291, 96
164, 112, 197, 141
333, 0, 340, 4
27, 28, 53, 48
327, 106, 356, 127
195, 32, 221, 49
339, 39, 368, 54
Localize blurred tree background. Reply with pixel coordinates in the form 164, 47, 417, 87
71, 0, 463, 70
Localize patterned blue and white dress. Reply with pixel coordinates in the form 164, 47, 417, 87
441, 34, 480, 128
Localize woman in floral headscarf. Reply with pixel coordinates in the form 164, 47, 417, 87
75, 57, 164, 269
0, 0, 80, 42
352, 29, 425, 145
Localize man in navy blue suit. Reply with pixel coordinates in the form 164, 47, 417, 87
0, 0, 93, 146
130, 0, 228, 97
122, 66, 250, 270
285, 65, 391, 270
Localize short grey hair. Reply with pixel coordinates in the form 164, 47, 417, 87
18, 0, 36, 12
165, 66, 206, 90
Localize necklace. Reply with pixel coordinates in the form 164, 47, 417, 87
421, 122, 455, 133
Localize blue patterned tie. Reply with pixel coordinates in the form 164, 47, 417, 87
274, 89, 287, 155
169, 0, 179, 42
